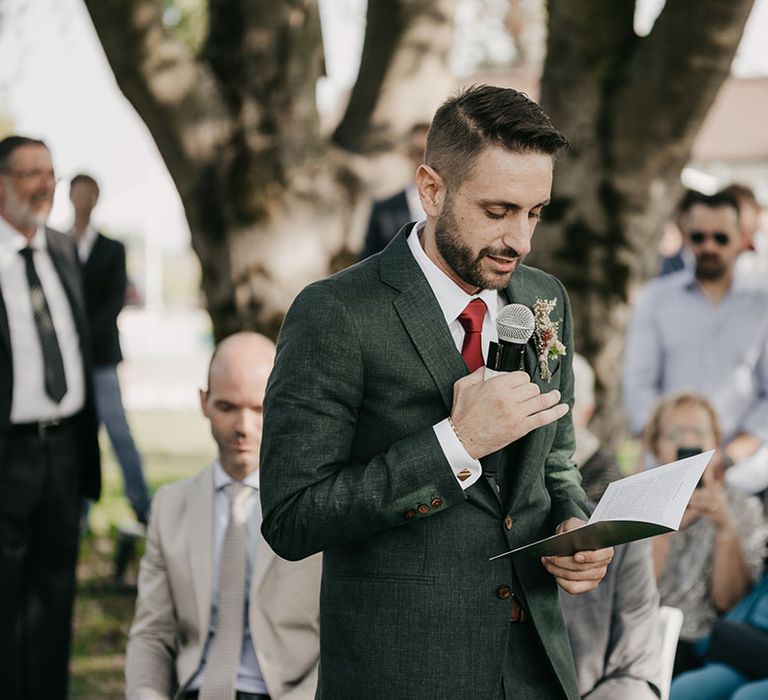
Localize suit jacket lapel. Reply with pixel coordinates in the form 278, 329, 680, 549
381, 231, 468, 413
503, 270, 558, 512
504, 271, 544, 388
46, 229, 89, 340
252, 532, 276, 594
186, 466, 214, 645
0, 288, 9, 358
85, 233, 105, 272
381, 232, 501, 517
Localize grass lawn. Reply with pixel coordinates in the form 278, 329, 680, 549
70, 409, 214, 699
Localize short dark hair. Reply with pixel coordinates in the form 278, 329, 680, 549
678, 188, 739, 217
0, 135, 48, 170
425, 84, 568, 189
70, 173, 100, 196
719, 183, 758, 211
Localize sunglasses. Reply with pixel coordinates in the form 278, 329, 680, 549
689, 231, 730, 246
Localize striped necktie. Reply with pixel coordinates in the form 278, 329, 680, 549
20, 246, 68, 403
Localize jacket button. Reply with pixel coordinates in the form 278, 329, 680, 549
495, 484, 501, 493
430, 498, 443, 509
417, 504, 430, 514
496, 585, 512, 600
405, 510, 417, 519
504, 515, 514, 530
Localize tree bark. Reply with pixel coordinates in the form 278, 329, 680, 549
83, 0, 456, 340
536, 0, 755, 446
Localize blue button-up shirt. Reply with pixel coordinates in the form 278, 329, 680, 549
623, 270, 768, 444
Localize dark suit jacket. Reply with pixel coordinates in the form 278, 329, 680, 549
83, 233, 127, 366
360, 190, 411, 259
0, 228, 101, 499
261, 229, 588, 699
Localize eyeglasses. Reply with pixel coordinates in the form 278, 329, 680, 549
0, 168, 60, 184
689, 231, 730, 246
660, 427, 713, 442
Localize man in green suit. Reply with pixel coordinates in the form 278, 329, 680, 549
261, 85, 614, 700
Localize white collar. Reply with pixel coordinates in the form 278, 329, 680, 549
0, 217, 46, 267
72, 224, 98, 262
213, 459, 260, 492
406, 221, 498, 325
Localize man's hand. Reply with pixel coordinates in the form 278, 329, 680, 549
450, 368, 568, 460
540, 518, 614, 594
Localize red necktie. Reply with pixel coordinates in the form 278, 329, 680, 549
458, 298, 487, 372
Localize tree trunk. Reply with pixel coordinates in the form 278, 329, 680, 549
535, 0, 754, 446
84, 0, 456, 340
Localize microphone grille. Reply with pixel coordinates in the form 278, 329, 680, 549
496, 303, 535, 344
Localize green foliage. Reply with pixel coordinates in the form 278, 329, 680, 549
162, 0, 208, 54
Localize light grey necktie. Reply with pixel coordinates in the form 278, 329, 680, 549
200, 482, 252, 700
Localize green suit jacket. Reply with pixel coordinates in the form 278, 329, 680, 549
261, 229, 589, 699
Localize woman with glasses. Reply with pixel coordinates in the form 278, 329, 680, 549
645, 392, 768, 678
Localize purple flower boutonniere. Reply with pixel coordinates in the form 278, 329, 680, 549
533, 298, 566, 382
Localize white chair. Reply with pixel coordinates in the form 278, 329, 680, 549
658, 605, 684, 700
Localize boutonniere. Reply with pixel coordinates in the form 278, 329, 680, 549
533, 297, 567, 382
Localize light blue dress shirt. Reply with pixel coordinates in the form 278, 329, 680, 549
623, 270, 768, 444
186, 462, 268, 694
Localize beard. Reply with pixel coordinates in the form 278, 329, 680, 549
434, 195, 524, 291
695, 253, 727, 280
3, 186, 52, 231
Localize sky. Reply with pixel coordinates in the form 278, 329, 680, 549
0, 0, 766, 253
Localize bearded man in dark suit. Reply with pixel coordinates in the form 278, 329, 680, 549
0, 135, 100, 699
261, 86, 613, 700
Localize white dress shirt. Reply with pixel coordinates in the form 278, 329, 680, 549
407, 223, 507, 490
0, 217, 85, 422
186, 462, 268, 695
73, 223, 99, 263
623, 268, 768, 444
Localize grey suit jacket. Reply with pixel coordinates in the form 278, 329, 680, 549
125, 464, 322, 700
261, 229, 589, 699
560, 540, 661, 700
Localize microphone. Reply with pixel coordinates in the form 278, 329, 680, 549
484, 304, 535, 379
483, 303, 535, 479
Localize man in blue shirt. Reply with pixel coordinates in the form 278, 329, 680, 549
623, 190, 768, 466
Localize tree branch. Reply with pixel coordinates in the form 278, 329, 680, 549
83, 0, 232, 195
333, 0, 455, 155
203, 0, 325, 166
613, 0, 755, 167
540, 0, 636, 130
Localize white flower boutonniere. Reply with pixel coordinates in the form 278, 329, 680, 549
533, 297, 567, 382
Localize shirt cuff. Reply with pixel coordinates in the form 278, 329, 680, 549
433, 418, 482, 490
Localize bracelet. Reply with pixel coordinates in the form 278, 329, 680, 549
447, 416, 464, 446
